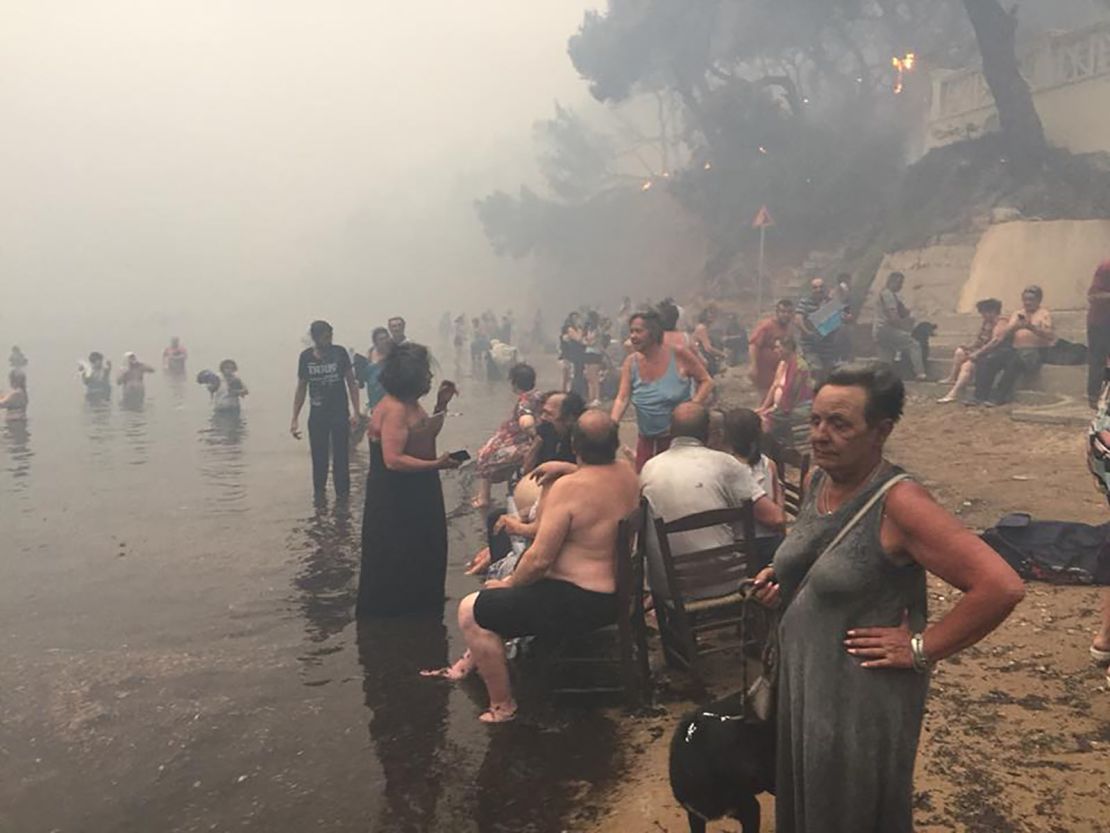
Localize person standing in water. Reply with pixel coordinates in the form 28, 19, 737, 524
0, 370, 28, 421
117, 352, 155, 403
291, 320, 361, 498
79, 352, 112, 401
354, 327, 394, 413
201, 360, 249, 413
163, 337, 188, 374
357, 342, 461, 616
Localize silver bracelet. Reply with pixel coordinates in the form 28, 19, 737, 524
910, 632, 931, 673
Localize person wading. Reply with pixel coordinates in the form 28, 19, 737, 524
290, 320, 361, 498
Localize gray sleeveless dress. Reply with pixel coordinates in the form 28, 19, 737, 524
772, 465, 929, 833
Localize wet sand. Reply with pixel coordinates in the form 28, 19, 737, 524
1, 346, 619, 832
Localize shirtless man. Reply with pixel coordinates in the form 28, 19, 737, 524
973, 285, 1056, 406
423, 410, 639, 723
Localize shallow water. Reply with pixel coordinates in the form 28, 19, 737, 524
0, 341, 616, 832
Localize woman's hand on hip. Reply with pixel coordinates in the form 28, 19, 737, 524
844, 612, 914, 669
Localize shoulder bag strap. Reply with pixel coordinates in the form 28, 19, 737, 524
793, 472, 911, 598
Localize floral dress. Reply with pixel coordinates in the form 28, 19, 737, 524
475, 390, 542, 479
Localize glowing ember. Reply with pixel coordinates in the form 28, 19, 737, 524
892, 51, 917, 94
758, 146, 767, 155
641, 180, 654, 191
703, 161, 712, 171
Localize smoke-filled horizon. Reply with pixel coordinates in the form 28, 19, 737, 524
2, 1, 600, 354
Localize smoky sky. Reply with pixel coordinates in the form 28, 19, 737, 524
1, 1, 598, 343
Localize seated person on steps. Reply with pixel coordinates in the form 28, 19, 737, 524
937, 298, 1008, 404
972, 285, 1055, 407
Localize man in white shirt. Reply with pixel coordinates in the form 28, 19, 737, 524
640, 402, 785, 601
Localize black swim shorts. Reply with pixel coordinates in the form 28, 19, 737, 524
473, 579, 618, 639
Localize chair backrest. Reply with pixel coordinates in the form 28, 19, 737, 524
653, 502, 756, 603
614, 504, 645, 617
765, 435, 811, 520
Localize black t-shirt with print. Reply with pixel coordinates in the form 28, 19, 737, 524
298, 345, 352, 418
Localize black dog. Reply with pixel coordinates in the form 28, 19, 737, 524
892, 321, 936, 379
669, 690, 775, 833
912, 321, 937, 367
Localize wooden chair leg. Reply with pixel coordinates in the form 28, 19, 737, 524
633, 612, 652, 702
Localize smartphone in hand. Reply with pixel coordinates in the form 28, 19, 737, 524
448, 449, 471, 463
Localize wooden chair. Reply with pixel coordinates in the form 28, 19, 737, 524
651, 503, 757, 684
766, 436, 811, 520
546, 505, 650, 705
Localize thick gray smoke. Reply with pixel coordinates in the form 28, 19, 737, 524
1, 1, 598, 354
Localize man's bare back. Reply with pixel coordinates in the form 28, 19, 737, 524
541, 460, 639, 593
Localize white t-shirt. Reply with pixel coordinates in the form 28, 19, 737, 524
741, 454, 778, 539
640, 437, 765, 600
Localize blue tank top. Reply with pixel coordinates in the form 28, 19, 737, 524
631, 349, 691, 437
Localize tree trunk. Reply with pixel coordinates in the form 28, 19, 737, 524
962, 0, 1047, 169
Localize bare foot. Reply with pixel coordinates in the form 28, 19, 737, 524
936, 395, 957, 404
478, 701, 518, 724
465, 548, 491, 576
420, 651, 475, 681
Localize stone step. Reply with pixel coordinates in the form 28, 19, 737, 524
921, 357, 1086, 395
904, 380, 1094, 426
853, 337, 1087, 398
922, 309, 1088, 346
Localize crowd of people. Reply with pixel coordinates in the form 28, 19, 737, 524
4, 261, 1108, 831
0, 338, 249, 422
346, 278, 1109, 830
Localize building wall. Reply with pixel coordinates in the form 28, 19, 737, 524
927, 22, 1110, 154
958, 219, 1109, 312
867, 218, 1105, 345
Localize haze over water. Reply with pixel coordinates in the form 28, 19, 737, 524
0, 338, 616, 831
1, 2, 620, 829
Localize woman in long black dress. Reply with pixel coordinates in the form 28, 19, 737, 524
357, 343, 460, 616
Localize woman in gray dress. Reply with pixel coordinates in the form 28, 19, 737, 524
754, 362, 1025, 833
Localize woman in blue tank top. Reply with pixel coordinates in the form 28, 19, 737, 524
610, 310, 713, 471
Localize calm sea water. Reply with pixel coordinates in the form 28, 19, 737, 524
0, 338, 616, 833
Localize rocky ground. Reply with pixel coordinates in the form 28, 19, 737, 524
574, 372, 1109, 833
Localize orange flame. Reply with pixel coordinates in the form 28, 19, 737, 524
892, 51, 916, 94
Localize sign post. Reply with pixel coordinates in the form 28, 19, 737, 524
752, 205, 775, 315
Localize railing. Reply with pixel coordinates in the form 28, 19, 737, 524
931, 21, 1110, 123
